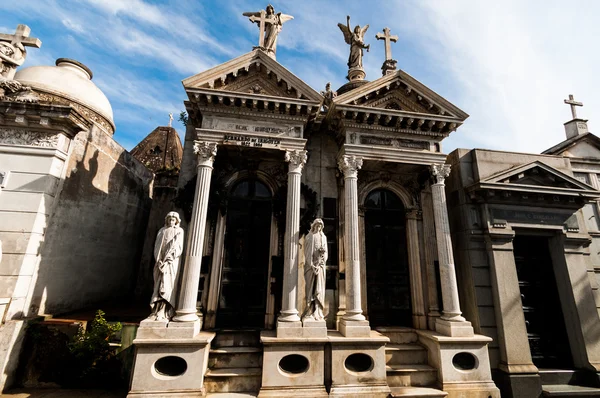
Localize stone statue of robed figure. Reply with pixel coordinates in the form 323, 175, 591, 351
303, 218, 328, 321
149, 211, 184, 321
338, 16, 370, 74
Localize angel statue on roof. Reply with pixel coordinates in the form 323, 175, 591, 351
244, 4, 294, 57
338, 16, 370, 71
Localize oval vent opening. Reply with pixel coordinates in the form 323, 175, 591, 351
279, 354, 309, 374
345, 353, 373, 373
452, 352, 477, 371
154, 356, 187, 377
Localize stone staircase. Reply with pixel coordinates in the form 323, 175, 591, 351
377, 327, 447, 398
204, 330, 263, 395
540, 369, 600, 397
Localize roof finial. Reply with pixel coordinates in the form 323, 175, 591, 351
564, 94, 583, 120
243, 5, 294, 59
168, 112, 173, 127
376, 27, 398, 76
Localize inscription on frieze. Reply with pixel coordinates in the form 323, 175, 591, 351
491, 208, 578, 230
223, 134, 281, 149
359, 134, 429, 150
213, 120, 302, 138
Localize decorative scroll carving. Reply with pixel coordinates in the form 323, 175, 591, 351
338, 155, 363, 178
36, 92, 114, 134
285, 149, 307, 173
0, 129, 60, 148
193, 141, 218, 166
431, 163, 451, 184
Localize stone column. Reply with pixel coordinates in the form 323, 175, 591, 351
277, 150, 307, 334
406, 209, 427, 329
430, 164, 473, 336
338, 155, 370, 337
173, 141, 217, 331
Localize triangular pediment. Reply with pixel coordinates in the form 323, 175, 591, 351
182, 50, 322, 102
483, 161, 594, 190
333, 69, 468, 120
543, 132, 600, 159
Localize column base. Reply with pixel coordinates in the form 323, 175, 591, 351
339, 318, 370, 337
136, 319, 201, 339
277, 320, 303, 338
435, 318, 474, 337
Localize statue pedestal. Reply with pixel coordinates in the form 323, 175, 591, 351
259, 331, 328, 398
302, 318, 327, 338
347, 67, 366, 81
128, 322, 214, 397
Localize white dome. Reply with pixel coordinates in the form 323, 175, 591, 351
15, 58, 114, 129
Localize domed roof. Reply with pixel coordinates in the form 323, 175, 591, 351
15, 58, 114, 129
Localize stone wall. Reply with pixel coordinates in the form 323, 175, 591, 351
29, 124, 153, 315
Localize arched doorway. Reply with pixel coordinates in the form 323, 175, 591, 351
217, 178, 272, 328
364, 189, 412, 327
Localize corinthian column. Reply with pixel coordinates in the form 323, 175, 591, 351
338, 155, 370, 337
173, 141, 217, 328
430, 164, 473, 336
277, 150, 307, 332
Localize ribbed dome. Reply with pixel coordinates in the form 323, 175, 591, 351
15, 58, 114, 129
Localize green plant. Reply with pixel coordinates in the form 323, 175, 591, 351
68, 310, 123, 387
178, 111, 188, 127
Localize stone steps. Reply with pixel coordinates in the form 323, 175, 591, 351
208, 346, 263, 369
204, 367, 262, 394
385, 343, 428, 365
542, 384, 600, 397
389, 387, 448, 397
377, 327, 418, 344
205, 330, 263, 394
386, 364, 438, 387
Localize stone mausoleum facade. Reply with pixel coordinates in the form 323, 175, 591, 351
1, 7, 600, 398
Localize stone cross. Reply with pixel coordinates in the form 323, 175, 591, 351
564, 94, 583, 119
168, 113, 173, 127
248, 10, 272, 48
376, 27, 398, 61
0, 25, 42, 53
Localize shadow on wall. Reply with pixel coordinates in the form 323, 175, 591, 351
20, 127, 152, 320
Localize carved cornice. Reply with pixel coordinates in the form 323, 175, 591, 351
285, 149, 307, 173
431, 163, 451, 184
193, 141, 218, 167
0, 128, 60, 148
338, 155, 363, 178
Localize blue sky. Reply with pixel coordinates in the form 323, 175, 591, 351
2, 1, 599, 154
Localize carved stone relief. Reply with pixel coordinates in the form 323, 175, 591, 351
0, 129, 60, 148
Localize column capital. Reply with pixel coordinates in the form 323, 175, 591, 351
430, 163, 451, 184
285, 149, 307, 173
193, 141, 218, 167
338, 155, 363, 178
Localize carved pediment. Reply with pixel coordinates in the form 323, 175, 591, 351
483, 161, 591, 190
182, 50, 322, 102
334, 69, 468, 120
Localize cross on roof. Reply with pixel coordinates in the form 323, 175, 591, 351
248, 10, 273, 48
376, 27, 398, 61
0, 24, 41, 51
564, 94, 583, 119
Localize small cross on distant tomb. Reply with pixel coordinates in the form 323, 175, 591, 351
376, 27, 398, 61
564, 94, 583, 119
0, 24, 41, 51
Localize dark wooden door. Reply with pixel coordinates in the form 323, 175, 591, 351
513, 235, 573, 368
217, 179, 271, 328
365, 189, 412, 327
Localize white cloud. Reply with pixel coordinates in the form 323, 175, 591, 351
394, 0, 600, 153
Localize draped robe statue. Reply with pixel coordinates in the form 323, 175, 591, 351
338, 16, 370, 70
149, 212, 184, 321
303, 219, 327, 321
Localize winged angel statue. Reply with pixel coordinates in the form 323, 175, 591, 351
338, 16, 370, 69
244, 5, 294, 56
